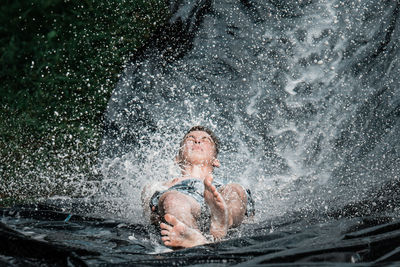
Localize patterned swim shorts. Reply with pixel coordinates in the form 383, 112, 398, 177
149, 178, 255, 217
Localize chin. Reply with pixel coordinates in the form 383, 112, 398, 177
184, 151, 213, 164
186, 157, 210, 165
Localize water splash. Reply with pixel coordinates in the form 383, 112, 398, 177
94, 0, 400, 224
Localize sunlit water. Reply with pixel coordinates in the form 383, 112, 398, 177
1, 1, 400, 264
95, 0, 400, 226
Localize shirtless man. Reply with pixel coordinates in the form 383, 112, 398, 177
141, 126, 255, 248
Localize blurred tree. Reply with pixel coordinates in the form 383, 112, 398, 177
0, 0, 169, 202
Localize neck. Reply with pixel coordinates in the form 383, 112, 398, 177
181, 163, 213, 180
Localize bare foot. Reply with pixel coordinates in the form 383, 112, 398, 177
204, 175, 229, 239
160, 214, 208, 248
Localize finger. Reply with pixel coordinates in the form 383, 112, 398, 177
161, 236, 170, 242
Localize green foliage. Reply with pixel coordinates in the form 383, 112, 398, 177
0, 0, 169, 202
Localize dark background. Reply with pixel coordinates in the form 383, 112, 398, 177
0, 0, 169, 203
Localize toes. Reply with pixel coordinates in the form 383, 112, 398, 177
161, 236, 170, 242
161, 230, 169, 236
204, 176, 213, 187
160, 222, 172, 230
205, 181, 217, 194
164, 214, 178, 226
213, 189, 220, 197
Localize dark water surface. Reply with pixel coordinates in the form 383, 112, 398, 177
2, 0, 400, 265
2, 196, 400, 266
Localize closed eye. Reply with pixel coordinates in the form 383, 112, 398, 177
202, 136, 212, 143
185, 135, 213, 143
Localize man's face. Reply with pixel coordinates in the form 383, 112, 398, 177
179, 130, 217, 165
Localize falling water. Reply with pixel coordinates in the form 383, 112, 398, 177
2, 0, 400, 264
98, 0, 400, 223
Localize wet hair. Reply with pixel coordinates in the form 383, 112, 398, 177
179, 125, 220, 157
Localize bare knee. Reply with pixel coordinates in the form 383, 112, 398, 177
159, 191, 199, 216
220, 183, 247, 202
220, 183, 248, 227
158, 191, 200, 229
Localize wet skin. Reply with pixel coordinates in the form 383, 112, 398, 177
147, 130, 248, 248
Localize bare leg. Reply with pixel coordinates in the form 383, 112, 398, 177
204, 176, 248, 239
218, 183, 247, 227
204, 176, 229, 239
158, 191, 201, 230
160, 214, 208, 248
